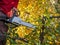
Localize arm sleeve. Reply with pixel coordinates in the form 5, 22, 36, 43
0, 0, 4, 4
1, 0, 9, 4
13, 0, 19, 8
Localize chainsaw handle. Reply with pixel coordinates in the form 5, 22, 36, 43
12, 7, 20, 16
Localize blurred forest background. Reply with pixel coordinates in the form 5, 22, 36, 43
6, 0, 60, 45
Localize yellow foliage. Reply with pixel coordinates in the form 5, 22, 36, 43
49, 41, 53, 44
48, 36, 52, 41
16, 0, 59, 39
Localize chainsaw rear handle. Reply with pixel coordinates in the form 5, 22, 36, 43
12, 7, 20, 16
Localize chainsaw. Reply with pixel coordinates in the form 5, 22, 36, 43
6, 8, 36, 29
